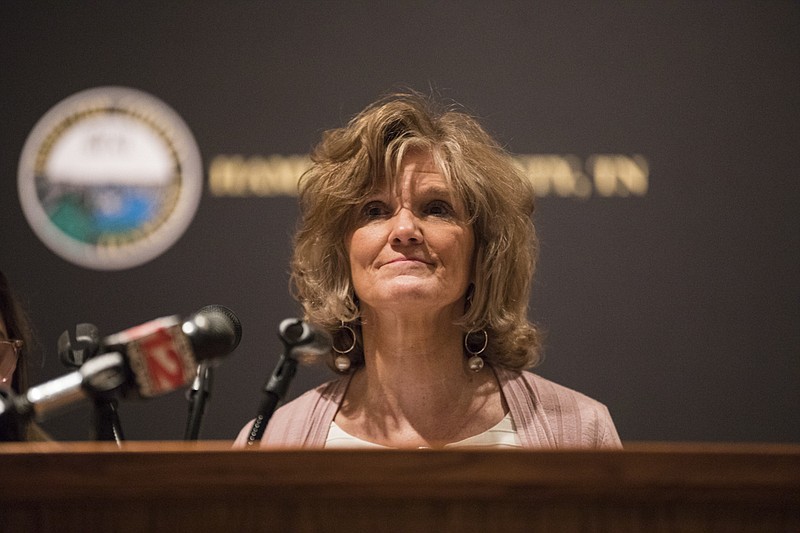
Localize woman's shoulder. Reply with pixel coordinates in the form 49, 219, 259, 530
276, 375, 350, 416
513, 369, 608, 408
495, 366, 622, 448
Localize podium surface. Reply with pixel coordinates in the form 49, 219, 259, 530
1, 441, 798, 531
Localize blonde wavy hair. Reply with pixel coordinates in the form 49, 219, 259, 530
291, 92, 542, 371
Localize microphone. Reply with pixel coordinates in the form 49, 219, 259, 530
0, 306, 242, 429
278, 318, 334, 360
182, 305, 241, 440
245, 318, 331, 446
58, 322, 125, 443
58, 323, 101, 368
104, 304, 241, 398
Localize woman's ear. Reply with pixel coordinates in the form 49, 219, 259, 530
464, 282, 475, 312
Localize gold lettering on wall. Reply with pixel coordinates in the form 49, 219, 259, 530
589, 154, 649, 197
514, 155, 593, 199
208, 154, 648, 198
209, 155, 311, 196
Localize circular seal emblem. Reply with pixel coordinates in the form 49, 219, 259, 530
18, 87, 203, 270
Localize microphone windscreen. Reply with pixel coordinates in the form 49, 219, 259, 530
183, 305, 242, 361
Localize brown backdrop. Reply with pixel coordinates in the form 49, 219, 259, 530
1, 1, 798, 443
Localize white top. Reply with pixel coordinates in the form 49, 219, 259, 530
325, 413, 523, 449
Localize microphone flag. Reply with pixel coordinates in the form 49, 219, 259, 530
105, 316, 195, 397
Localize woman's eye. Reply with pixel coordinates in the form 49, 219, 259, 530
425, 200, 453, 217
362, 201, 388, 219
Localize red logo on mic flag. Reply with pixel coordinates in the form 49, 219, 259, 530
122, 316, 196, 397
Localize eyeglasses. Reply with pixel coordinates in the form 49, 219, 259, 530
0, 339, 23, 384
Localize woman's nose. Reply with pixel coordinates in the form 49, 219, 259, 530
388, 207, 423, 245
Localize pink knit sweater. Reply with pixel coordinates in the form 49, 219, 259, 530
234, 366, 622, 449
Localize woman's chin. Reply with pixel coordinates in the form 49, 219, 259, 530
367, 287, 463, 314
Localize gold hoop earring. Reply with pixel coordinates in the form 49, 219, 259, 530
333, 322, 356, 372
464, 329, 488, 372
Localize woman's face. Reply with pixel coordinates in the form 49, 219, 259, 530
0, 312, 18, 386
346, 150, 474, 319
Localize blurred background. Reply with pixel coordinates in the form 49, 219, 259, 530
1, 1, 797, 443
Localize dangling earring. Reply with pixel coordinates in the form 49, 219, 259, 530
464, 329, 488, 372
333, 322, 356, 372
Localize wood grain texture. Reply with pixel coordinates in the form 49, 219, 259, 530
1, 442, 798, 532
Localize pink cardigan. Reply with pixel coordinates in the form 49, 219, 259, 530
234, 366, 622, 449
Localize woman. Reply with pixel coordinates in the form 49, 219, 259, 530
236, 93, 621, 449
1, 268, 47, 441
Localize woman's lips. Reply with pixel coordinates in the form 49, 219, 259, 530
385, 257, 428, 266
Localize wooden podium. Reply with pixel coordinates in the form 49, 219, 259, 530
1, 442, 798, 532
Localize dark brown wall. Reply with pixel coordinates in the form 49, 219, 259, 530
1, 1, 798, 442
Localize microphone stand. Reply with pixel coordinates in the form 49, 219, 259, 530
0, 353, 128, 441
0, 389, 23, 442
92, 397, 125, 443
246, 353, 297, 445
184, 362, 213, 440
58, 324, 126, 445
246, 320, 306, 446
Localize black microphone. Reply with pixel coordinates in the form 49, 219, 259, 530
277, 318, 334, 360
58, 322, 125, 443
246, 318, 331, 446
58, 323, 101, 368
0, 306, 242, 429
182, 305, 242, 440
104, 304, 241, 398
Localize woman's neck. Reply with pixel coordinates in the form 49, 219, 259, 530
336, 309, 505, 447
